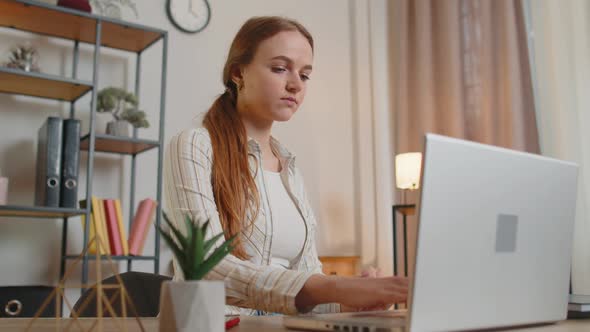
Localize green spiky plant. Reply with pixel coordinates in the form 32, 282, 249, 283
158, 212, 236, 280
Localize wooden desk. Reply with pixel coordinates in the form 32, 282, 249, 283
1, 316, 589, 331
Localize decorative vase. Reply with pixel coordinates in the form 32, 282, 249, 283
106, 120, 132, 137
94, 113, 111, 135
159, 280, 225, 332
90, 0, 139, 19
103, 3, 122, 19
13, 56, 38, 72
0, 175, 7, 205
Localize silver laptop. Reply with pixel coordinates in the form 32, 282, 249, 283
284, 133, 578, 332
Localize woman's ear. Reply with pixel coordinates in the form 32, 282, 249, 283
230, 65, 243, 87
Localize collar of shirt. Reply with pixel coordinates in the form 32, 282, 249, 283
247, 135, 297, 172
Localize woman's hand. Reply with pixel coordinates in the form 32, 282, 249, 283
336, 276, 408, 312
339, 266, 396, 312
360, 266, 382, 278
295, 274, 408, 313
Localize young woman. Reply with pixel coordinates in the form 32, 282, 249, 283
164, 16, 408, 315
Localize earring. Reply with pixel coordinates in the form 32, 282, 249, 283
233, 79, 244, 92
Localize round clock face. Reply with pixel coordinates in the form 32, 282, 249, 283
167, 0, 211, 33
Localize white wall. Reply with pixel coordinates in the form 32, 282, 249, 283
0, 0, 386, 293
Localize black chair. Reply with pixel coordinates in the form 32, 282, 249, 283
72, 271, 172, 317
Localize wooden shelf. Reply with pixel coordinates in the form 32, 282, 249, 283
80, 134, 159, 155
0, 205, 85, 218
0, 0, 165, 53
0, 66, 92, 101
65, 255, 157, 261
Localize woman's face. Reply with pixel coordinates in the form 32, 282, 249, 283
235, 30, 313, 125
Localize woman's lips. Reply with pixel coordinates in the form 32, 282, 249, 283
281, 97, 297, 106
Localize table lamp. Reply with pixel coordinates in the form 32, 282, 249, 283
395, 152, 422, 204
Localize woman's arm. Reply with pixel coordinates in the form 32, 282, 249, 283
291, 168, 408, 313
295, 274, 409, 312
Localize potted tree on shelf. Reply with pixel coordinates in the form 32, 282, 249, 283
157, 212, 235, 332
96, 87, 149, 137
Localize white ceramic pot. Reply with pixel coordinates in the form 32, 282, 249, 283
94, 113, 113, 135
106, 120, 132, 137
159, 280, 225, 332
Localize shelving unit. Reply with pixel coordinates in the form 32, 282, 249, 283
0, 0, 168, 300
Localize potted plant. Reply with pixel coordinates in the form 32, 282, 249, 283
157, 212, 235, 332
4, 44, 40, 72
96, 87, 149, 137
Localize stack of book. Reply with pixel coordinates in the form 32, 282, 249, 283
80, 197, 158, 256
568, 294, 590, 319
35, 117, 81, 208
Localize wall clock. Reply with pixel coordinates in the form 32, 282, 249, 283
166, 0, 211, 33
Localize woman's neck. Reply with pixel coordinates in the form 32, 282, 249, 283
242, 119, 272, 149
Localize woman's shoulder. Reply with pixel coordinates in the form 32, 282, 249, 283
169, 127, 212, 150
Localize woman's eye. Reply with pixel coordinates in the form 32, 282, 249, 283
300, 74, 311, 81
272, 67, 287, 73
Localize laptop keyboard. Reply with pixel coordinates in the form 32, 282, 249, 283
351, 310, 407, 319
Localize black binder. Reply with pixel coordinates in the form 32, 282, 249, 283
35, 117, 63, 207
60, 119, 80, 208
0, 286, 56, 318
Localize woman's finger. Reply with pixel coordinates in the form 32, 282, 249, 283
361, 266, 378, 278
376, 267, 383, 277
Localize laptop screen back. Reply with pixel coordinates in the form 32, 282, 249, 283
408, 134, 578, 332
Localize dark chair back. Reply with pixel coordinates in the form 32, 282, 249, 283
72, 271, 172, 317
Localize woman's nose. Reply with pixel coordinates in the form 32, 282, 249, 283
286, 74, 303, 93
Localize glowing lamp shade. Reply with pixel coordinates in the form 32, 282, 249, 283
395, 152, 422, 190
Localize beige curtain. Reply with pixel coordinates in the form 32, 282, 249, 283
391, 0, 539, 154
389, 0, 540, 277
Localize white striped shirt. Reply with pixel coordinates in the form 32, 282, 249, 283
164, 127, 340, 315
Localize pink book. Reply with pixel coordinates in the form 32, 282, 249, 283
129, 199, 156, 255
103, 199, 123, 256
138, 200, 158, 254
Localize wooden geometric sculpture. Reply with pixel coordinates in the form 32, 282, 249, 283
25, 228, 146, 332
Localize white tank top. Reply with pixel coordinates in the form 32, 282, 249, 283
263, 170, 306, 269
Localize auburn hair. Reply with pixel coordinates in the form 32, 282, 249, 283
202, 17, 314, 259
